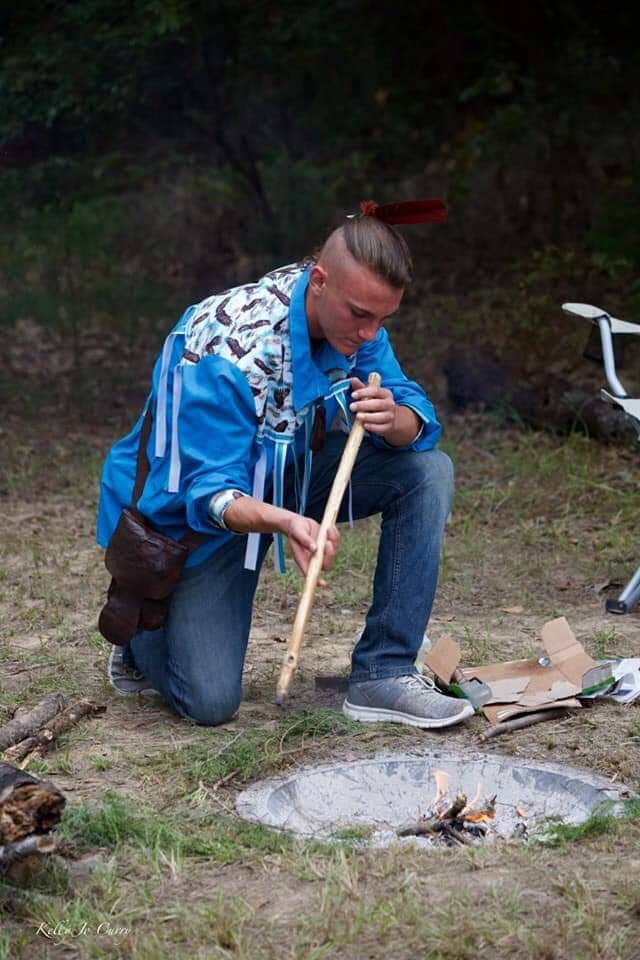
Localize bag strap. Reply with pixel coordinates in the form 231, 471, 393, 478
132, 404, 206, 552
132, 406, 154, 509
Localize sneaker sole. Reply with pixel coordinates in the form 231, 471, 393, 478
342, 699, 475, 729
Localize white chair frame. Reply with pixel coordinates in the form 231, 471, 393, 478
562, 302, 640, 615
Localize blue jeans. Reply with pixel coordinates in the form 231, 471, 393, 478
129, 432, 454, 725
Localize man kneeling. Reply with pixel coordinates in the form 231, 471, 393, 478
97, 202, 473, 730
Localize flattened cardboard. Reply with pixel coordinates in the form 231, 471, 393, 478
483, 699, 582, 725
540, 617, 610, 689
423, 634, 460, 683
461, 659, 537, 684
465, 673, 530, 703
425, 617, 613, 722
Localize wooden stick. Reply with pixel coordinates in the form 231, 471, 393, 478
275, 372, 381, 706
397, 816, 442, 837
0, 694, 65, 752
3, 699, 106, 763
480, 708, 570, 741
441, 793, 467, 821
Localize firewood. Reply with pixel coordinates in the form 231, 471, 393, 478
441, 794, 467, 821
462, 794, 497, 822
0, 695, 64, 752
3, 699, 106, 763
442, 824, 474, 847
396, 816, 442, 838
0, 763, 65, 844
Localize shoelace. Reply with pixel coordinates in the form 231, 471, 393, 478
399, 673, 438, 692
122, 662, 145, 682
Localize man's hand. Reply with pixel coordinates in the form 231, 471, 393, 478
349, 377, 421, 446
223, 498, 340, 583
284, 514, 340, 582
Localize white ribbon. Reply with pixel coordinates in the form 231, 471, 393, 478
155, 332, 178, 458
167, 363, 184, 493
244, 445, 268, 571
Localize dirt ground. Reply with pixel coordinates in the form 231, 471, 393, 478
1, 407, 640, 959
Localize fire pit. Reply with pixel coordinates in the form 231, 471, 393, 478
236, 750, 630, 846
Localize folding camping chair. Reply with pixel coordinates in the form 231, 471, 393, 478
562, 302, 640, 614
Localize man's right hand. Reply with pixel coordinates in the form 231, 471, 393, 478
284, 514, 340, 579
222, 495, 340, 580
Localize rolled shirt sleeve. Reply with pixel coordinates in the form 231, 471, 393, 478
351, 329, 442, 451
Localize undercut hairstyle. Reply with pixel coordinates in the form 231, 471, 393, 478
342, 215, 413, 288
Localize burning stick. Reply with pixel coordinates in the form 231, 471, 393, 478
462, 794, 497, 823
441, 794, 467, 821
397, 815, 442, 838
396, 769, 498, 843
275, 372, 381, 706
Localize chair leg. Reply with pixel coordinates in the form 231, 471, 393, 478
606, 565, 640, 615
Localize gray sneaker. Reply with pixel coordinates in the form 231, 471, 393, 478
342, 674, 474, 729
107, 645, 159, 697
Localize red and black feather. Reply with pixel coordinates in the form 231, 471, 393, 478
359, 198, 447, 224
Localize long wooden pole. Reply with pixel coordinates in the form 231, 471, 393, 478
275, 372, 381, 706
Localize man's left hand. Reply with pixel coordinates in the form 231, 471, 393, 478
349, 377, 421, 446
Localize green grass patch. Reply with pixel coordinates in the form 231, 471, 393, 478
540, 797, 640, 847
136, 707, 363, 790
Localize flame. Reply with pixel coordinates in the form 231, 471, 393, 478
429, 772, 498, 825
461, 781, 483, 817
431, 769, 450, 814
463, 793, 497, 823
462, 810, 495, 823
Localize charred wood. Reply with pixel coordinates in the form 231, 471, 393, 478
0, 763, 65, 844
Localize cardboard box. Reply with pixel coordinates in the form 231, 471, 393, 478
423, 617, 613, 720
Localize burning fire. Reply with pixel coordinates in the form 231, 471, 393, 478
397, 769, 521, 844
430, 769, 496, 823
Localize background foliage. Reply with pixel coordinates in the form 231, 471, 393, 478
2, 2, 640, 398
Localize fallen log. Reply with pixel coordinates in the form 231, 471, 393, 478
0, 763, 65, 844
4, 699, 106, 763
0, 695, 64, 752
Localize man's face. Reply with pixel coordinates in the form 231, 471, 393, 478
306, 255, 403, 356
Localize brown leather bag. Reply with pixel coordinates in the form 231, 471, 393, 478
98, 407, 205, 646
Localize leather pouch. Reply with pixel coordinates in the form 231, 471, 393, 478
98, 407, 205, 647
99, 510, 192, 646
105, 509, 189, 599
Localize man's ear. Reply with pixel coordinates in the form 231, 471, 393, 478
308, 263, 327, 294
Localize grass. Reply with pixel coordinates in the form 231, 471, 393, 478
2, 412, 640, 959
127, 708, 364, 795
59, 791, 296, 866
539, 797, 640, 847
